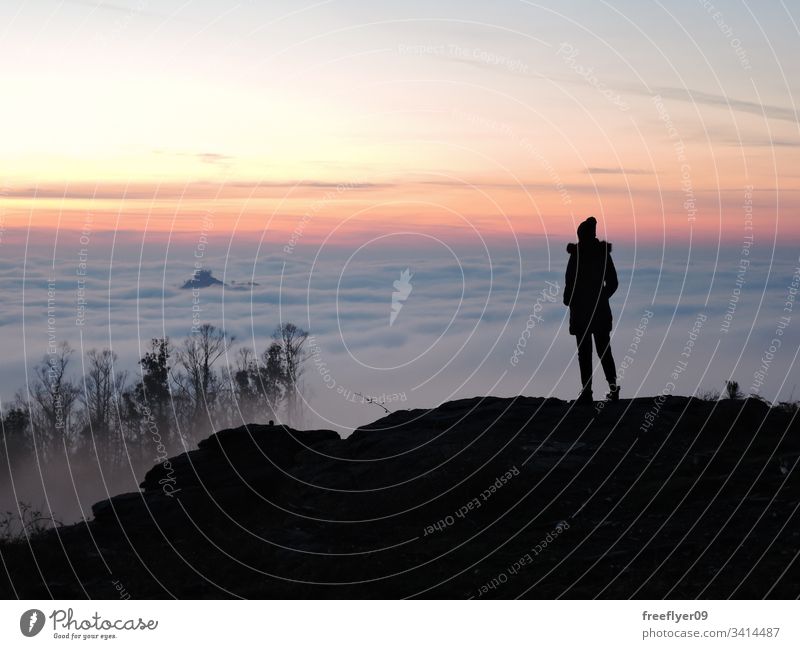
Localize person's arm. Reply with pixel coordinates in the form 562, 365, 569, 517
564, 248, 576, 306
603, 250, 618, 299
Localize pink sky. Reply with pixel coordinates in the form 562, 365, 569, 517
1, 1, 797, 245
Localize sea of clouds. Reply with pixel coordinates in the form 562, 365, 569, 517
2, 228, 797, 437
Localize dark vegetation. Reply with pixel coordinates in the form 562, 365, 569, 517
0, 322, 309, 525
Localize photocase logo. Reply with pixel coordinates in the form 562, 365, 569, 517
390, 268, 413, 326
20, 609, 45, 637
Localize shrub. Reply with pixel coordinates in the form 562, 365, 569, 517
725, 380, 743, 400
0, 502, 61, 545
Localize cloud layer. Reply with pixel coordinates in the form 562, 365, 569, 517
2, 229, 797, 437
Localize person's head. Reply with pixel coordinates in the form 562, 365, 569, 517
577, 216, 597, 242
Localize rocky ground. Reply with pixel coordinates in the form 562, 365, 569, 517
1, 395, 798, 598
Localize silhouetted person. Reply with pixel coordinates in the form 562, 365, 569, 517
563, 216, 619, 404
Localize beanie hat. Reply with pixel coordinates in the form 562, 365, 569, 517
577, 216, 597, 241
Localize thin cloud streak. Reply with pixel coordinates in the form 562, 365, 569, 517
636, 85, 800, 124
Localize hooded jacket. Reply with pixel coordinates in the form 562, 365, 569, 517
563, 239, 618, 334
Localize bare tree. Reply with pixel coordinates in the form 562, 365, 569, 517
29, 342, 80, 457
175, 323, 235, 436
80, 349, 128, 466
273, 323, 308, 426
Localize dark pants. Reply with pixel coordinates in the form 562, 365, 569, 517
576, 330, 616, 392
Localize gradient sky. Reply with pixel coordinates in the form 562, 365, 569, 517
4, 1, 800, 525
0, 0, 798, 430
1, 0, 798, 243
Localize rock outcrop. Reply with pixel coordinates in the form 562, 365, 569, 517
2, 396, 799, 598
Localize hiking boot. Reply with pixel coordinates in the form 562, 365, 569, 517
605, 384, 620, 402
575, 389, 593, 406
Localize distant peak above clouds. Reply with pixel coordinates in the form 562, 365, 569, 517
181, 268, 224, 289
